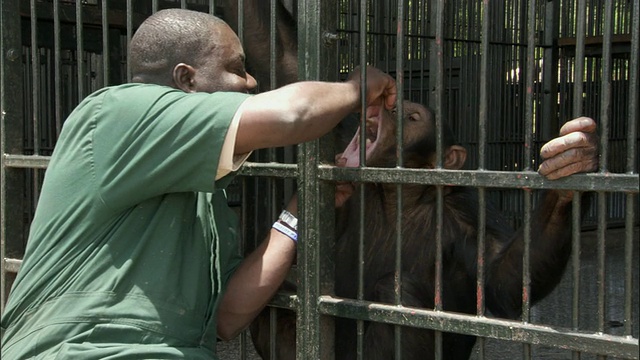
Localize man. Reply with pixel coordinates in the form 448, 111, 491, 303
0, 9, 396, 359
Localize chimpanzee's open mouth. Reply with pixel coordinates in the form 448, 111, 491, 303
337, 106, 382, 168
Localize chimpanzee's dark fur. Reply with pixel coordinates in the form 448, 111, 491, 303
251, 101, 591, 359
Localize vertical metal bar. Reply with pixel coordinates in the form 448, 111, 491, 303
522, 1, 537, 359
476, 1, 490, 358
30, 0, 39, 156
394, 3, 406, 359
1, 0, 26, 313
76, 0, 85, 100
599, 0, 612, 173
53, 0, 62, 135
571, 2, 586, 359
153, 0, 158, 13
270, 0, 277, 90
126, 0, 132, 82
356, 1, 367, 358
432, 1, 445, 359
181, 0, 187, 10
266, 2, 279, 357
625, 0, 639, 339
596, 5, 614, 359
237, 0, 244, 44
541, 0, 559, 141
296, 2, 336, 358
573, 0, 586, 116
29, 0, 42, 209
102, 0, 110, 85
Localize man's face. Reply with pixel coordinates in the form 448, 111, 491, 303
193, 24, 258, 93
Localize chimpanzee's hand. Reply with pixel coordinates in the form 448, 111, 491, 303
335, 153, 355, 207
538, 117, 599, 180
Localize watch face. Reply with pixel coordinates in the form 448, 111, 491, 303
280, 210, 298, 230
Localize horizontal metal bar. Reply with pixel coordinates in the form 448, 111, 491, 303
318, 165, 639, 193
319, 296, 639, 359
3, 155, 298, 178
268, 292, 298, 311
238, 162, 298, 178
3, 258, 21, 273
3, 154, 50, 169
4, 155, 637, 192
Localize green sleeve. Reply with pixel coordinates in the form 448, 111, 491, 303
91, 85, 251, 211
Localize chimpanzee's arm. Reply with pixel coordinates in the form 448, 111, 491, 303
484, 190, 592, 319
484, 117, 599, 319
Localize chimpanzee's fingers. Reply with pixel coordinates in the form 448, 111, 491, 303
558, 117, 597, 137
540, 130, 597, 160
335, 182, 354, 208
538, 147, 599, 180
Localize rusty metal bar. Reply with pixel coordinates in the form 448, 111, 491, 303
101, 0, 109, 85
571, 2, 586, 359
76, 0, 84, 99
5, 154, 636, 192
394, 0, 405, 358
521, 7, 538, 359
356, 0, 368, 357
476, 1, 491, 358
30, 0, 39, 156
126, 0, 132, 82
1, 0, 26, 314
270, 0, 277, 89
237, 0, 244, 43
625, 0, 639, 340
432, 0, 445, 358
317, 165, 639, 192
319, 296, 639, 359
596, 5, 614, 358
53, 0, 62, 135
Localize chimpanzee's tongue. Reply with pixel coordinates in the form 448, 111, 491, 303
337, 106, 381, 168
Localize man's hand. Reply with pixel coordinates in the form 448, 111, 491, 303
538, 117, 599, 180
347, 65, 398, 111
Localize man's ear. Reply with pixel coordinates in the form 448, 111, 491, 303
172, 63, 196, 92
444, 145, 467, 170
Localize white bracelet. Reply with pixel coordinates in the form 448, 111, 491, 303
272, 220, 298, 242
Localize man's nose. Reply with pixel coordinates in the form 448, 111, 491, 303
246, 73, 258, 92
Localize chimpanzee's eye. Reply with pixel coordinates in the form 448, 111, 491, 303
390, 107, 397, 114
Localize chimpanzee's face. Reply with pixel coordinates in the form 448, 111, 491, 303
338, 100, 435, 168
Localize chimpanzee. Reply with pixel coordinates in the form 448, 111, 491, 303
250, 100, 599, 359
216, 0, 298, 91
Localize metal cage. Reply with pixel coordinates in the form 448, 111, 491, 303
1, 0, 638, 359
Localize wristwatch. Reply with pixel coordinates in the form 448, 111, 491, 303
278, 210, 298, 231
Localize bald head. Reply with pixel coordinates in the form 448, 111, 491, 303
130, 9, 231, 86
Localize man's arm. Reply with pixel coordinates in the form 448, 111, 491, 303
216, 66, 396, 340
216, 195, 298, 341
234, 66, 397, 154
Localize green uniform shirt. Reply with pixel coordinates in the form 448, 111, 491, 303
1, 84, 251, 359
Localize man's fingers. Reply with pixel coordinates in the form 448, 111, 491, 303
383, 78, 398, 110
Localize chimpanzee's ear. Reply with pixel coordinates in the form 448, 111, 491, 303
444, 145, 467, 170
172, 63, 197, 93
